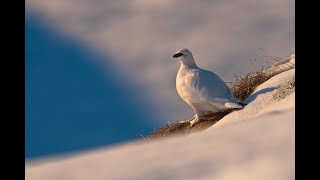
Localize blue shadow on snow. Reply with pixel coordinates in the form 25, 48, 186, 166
244, 87, 277, 104
25, 19, 154, 159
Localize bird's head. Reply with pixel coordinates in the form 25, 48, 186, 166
173, 48, 197, 67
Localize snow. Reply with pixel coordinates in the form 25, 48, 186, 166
264, 54, 295, 77
25, 66, 295, 180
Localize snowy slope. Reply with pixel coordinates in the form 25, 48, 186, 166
25, 67, 295, 180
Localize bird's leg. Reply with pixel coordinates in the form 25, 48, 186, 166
190, 110, 204, 127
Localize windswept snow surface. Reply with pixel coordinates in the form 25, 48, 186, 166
26, 68, 295, 180
264, 54, 295, 77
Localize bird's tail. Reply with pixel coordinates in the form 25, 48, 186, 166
225, 102, 243, 109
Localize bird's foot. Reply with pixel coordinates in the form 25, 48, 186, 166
190, 118, 201, 127
189, 112, 204, 127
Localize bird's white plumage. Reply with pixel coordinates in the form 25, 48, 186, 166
173, 48, 242, 126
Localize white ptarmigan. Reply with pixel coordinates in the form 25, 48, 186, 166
173, 48, 243, 126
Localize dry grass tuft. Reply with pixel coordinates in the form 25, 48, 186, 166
230, 70, 274, 102
229, 51, 283, 102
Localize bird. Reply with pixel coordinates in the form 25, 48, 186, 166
173, 48, 244, 126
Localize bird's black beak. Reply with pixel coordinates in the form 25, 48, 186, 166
173, 52, 183, 58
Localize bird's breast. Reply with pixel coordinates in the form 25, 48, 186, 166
176, 70, 201, 104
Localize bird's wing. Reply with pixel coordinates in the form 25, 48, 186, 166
177, 68, 236, 105
197, 69, 234, 100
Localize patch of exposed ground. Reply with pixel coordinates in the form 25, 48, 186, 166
145, 111, 232, 140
